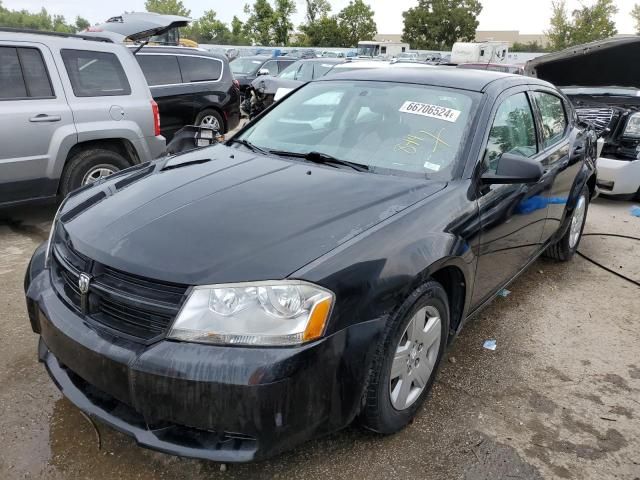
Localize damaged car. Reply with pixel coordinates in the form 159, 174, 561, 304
25, 68, 596, 462
526, 36, 640, 199
243, 58, 345, 118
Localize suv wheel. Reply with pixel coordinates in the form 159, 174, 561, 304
360, 281, 449, 434
195, 109, 224, 132
60, 148, 131, 197
544, 185, 590, 262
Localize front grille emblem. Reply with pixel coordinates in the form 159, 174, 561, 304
78, 273, 91, 313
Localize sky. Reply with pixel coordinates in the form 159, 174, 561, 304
2, 0, 637, 34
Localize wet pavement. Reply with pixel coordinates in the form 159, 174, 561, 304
1, 197, 639, 479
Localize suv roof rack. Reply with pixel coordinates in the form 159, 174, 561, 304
0, 27, 114, 43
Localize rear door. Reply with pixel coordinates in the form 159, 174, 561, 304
529, 90, 581, 241
136, 53, 187, 140
0, 43, 75, 204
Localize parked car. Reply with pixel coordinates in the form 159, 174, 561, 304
230, 55, 296, 98
132, 46, 241, 140
458, 63, 525, 75
25, 68, 596, 462
526, 36, 640, 199
83, 12, 190, 46
0, 28, 165, 207
243, 58, 345, 118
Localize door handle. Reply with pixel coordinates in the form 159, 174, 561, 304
29, 114, 61, 123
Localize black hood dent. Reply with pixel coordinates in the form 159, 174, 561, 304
526, 36, 640, 89
62, 145, 445, 286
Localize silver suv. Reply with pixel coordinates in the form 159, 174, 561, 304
0, 29, 166, 207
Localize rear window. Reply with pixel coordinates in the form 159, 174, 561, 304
61, 49, 131, 97
178, 56, 222, 83
137, 54, 182, 86
0, 47, 53, 99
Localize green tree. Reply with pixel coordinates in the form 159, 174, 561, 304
244, 0, 275, 45
299, 0, 334, 46
144, 0, 190, 17
570, 0, 617, 45
337, 0, 377, 48
546, 0, 571, 50
75, 16, 90, 32
632, 4, 640, 33
510, 41, 548, 52
186, 10, 231, 43
0, 1, 82, 33
401, 0, 482, 50
272, 0, 296, 45
305, 0, 331, 23
230, 15, 251, 45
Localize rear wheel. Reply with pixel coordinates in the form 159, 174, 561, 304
195, 109, 224, 132
60, 148, 130, 198
544, 185, 589, 261
360, 281, 449, 434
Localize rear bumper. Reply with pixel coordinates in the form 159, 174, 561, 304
596, 157, 640, 196
25, 258, 384, 462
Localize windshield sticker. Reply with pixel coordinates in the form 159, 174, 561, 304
395, 129, 450, 155
423, 161, 441, 171
399, 101, 461, 123
252, 60, 262, 64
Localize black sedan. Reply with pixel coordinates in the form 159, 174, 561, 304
25, 68, 596, 462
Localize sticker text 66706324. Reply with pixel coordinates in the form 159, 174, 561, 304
399, 101, 461, 123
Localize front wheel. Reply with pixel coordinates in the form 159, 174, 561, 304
360, 281, 449, 434
544, 185, 590, 261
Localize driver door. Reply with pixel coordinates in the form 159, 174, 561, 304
472, 88, 549, 306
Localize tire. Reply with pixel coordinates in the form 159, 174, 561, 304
360, 281, 450, 434
544, 184, 590, 262
60, 148, 131, 198
195, 109, 224, 133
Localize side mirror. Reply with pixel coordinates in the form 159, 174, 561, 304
257, 68, 270, 76
481, 153, 543, 185
165, 125, 224, 155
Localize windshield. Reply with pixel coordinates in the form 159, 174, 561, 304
231, 58, 264, 75
237, 80, 478, 179
278, 61, 302, 79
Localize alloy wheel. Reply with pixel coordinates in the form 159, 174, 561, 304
82, 165, 118, 185
389, 305, 442, 410
199, 115, 221, 130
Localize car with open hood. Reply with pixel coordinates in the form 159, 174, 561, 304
25, 68, 596, 462
526, 36, 640, 199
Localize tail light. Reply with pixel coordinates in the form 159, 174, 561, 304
233, 79, 240, 90
151, 100, 161, 136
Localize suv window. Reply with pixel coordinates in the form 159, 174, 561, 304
0, 47, 53, 99
61, 49, 131, 97
297, 62, 314, 82
178, 56, 222, 83
261, 60, 279, 76
533, 92, 567, 148
313, 63, 336, 79
484, 92, 537, 173
137, 54, 182, 86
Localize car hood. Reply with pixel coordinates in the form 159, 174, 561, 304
61, 145, 445, 286
251, 76, 302, 95
525, 36, 640, 89
84, 12, 190, 42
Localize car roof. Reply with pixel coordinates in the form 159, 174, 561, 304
320, 66, 543, 92
130, 45, 227, 61
297, 58, 345, 64
0, 28, 116, 46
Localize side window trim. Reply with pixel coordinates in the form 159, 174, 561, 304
530, 89, 569, 151
0, 46, 55, 101
136, 53, 224, 86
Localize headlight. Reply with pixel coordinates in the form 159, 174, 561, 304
168, 281, 334, 346
623, 112, 640, 137
44, 199, 67, 269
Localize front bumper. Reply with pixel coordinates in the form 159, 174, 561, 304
25, 255, 384, 462
596, 156, 640, 196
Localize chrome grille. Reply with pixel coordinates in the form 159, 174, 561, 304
575, 107, 614, 135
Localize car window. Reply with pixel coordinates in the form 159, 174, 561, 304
313, 63, 337, 79
178, 56, 222, 83
261, 60, 279, 76
533, 92, 567, 148
18, 48, 54, 98
240, 80, 478, 179
484, 92, 537, 173
231, 58, 263, 75
136, 54, 182, 86
297, 62, 314, 82
277, 61, 294, 73
278, 61, 301, 80
0, 47, 28, 99
61, 49, 131, 97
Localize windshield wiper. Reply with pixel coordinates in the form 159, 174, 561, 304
228, 138, 270, 155
268, 150, 370, 172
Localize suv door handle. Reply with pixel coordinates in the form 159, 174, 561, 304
29, 114, 61, 123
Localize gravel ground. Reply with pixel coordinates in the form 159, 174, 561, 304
0, 196, 638, 480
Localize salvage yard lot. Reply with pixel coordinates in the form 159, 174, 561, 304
1, 197, 639, 480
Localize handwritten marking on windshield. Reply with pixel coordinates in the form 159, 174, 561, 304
395, 129, 450, 155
